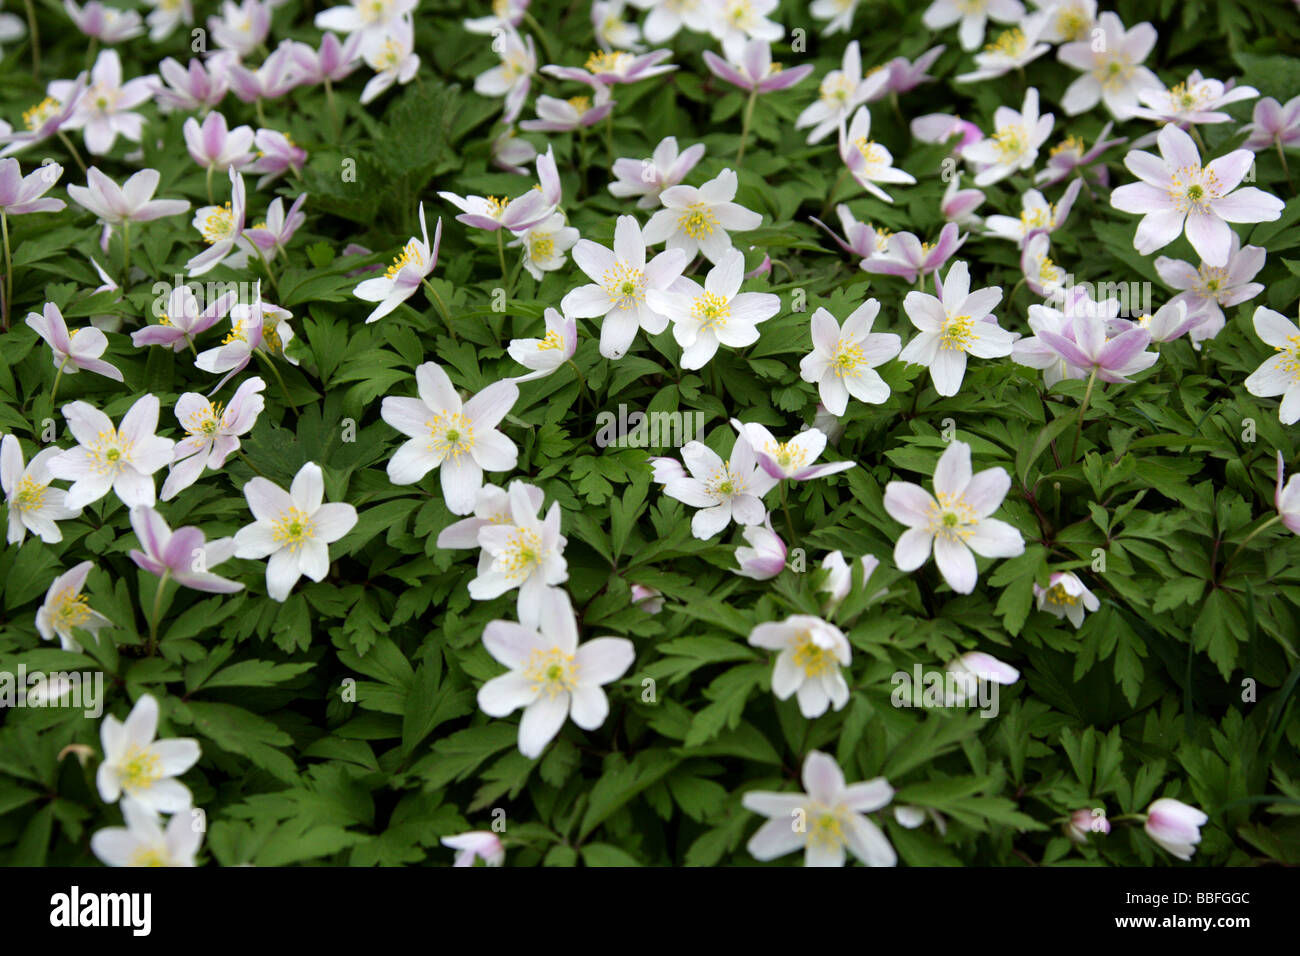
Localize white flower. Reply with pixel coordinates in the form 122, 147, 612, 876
899, 260, 1014, 396
359, 15, 420, 104
49, 395, 175, 509
884, 440, 1025, 594
96, 693, 201, 813
380, 362, 519, 514
477, 587, 634, 759
819, 551, 882, 610
799, 301, 901, 415
961, 87, 1053, 186
922, 0, 1025, 51
1030, 0, 1095, 43
507, 308, 578, 382
436, 482, 543, 557
838, 106, 917, 203
509, 211, 579, 281
648, 247, 779, 369
642, 167, 762, 264
660, 436, 777, 539
633, 0, 714, 43
749, 615, 851, 717
982, 180, 1082, 245
441, 831, 504, 867
468, 481, 569, 626
945, 650, 1019, 703
232, 462, 358, 602
1144, 797, 1208, 861
315, 0, 415, 41
1033, 571, 1100, 628
608, 135, 706, 209
161, 377, 266, 501
1057, 11, 1161, 120
956, 19, 1051, 83
731, 420, 855, 482
473, 27, 535, 123
1133, 70, 1259, 128
810, 0, 860, 35
64, 49, 158, 155
561, 214, 688, 360
711, 0, 783, 61
1244, 307, 1300, 425
354, 202, 442, 322
36, 561, 113, 651
743, 751, 896, 867
796, 41, 887, 144
91, 799, 202, 867
2, 434, 80, 543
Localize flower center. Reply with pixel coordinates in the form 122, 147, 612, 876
386, 239, 423, 280
186, 401, 224, 437
986, 28, 1026, 57
768, 440, 807, 470
1274, 335, 1300, 382
201, 202, 235, 243
585, 50, 630, 74
567, 96, 591, 114
129, 847, 169, 867
603, 262, 646, 309
821, 73, 855, 104
1168, 165, 1220, 213
832, 340, 864, 376
13, 476, 47, 511
428, 411, 476, 459
939, 313, 975, 351
529, 236, 555, 261
1046, 582, 1081, 606
807, 808, 848, 849
90, 430, 133, 475
1098, 59, 1133, 91
54, 589, 91, 629
119, 745, 163, 792
23, 96, 59, 130
537, 329, 564, 351
692, 291, 731, 331
854, 138, 888, 171
677, 203, 719, 240
1051, 135, 1085, 158
498, 527, 545, 580
706, 463, 745, 499
926, 492, 978, 541
272, 506, 316, 552
993, 124, 1026, 161
792, 630, 838, 677
523, 646, 578, 698
1195, 265, 1228, 300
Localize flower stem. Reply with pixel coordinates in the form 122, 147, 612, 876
1277, 140, 1295, 194
1069, 367, 1098, 462
818, 168, 848, 221
120, 220, 131, 290
256, 349, 297, 417
497, 228, 510, 299
147, 570, 170, 657
422, 278, 456, 341
206, 165, 215, 205
57, 131, 87, 175
23, 0, 39, 77
324, 77, 340, 143
50, 355, 69, 403
1222, 514, 1283, 578
1, 211, 12, 330
255, 245, 281, 297
236, 448, 267, 477
736, 87, 759, 166
1189, 125, 1207, 154
779, 481, 796, 543
567, 359, 591, 419
604, 110, 615, 167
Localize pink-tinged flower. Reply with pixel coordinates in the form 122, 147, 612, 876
563, 215, 688, 360
380, 362, 519, 513
354, 203, 442, 323
733, 518, 786, 579
26, 301, 123, 382
1, 435, 80, 544
91, 799, 202, 868
1128, 300, 1201, 345
1110, 125, 1283, 267
941, 175, 986, 226
642, 167, 762, 264
608, 135, 705, 209
232, 462, 358, 602
630, 583, 664, 613
731, 420, 855, 483
1, 75, 87, 157
183, 111, 255, 173
36, 561, 113, 650
467, 481, 568, 624
477, 587, 632, 760
289, 32, 362, 86
209, 0, 271, 57
229, 41, 301, 103
520, 87, 614, 133
749, 616, 850, 717
507, 307, 578, 382
1033, 571, 1099, 628
492, 127, 536, 175
155, 56, 230, 113
874, 44, 946, 98
839, 106, 916, 203
923, 0, 1024, 51
652, 249, 779, 368
1013, 298, 1089, 387
703, 39, 814, 95
246, 129, 307, 189
187, 168, 248, 276
1036, 298, 1157, 384
62, 49, 158, 155
865, 222, 965, 284
68, 167, 190, 226
884, 441, 1024, 594
359, 16, 420, 104
660, 436, 777, 539
962, 87, 1052, 186
956, 19, 1051, 83
1276, 452, 1300, 536
1035, 122, 1126, 188
1144, 797, 1207, 861
1134, 71, 1258, 128
65, 0, 143, 43
245, 193, 308, 262
0, 157, 64, 214
161, 377, 265, 501
945, 650, 1019, 702
1020, 230, 1067, 298
544, 48, 675, 86
819, 551, 881, 610
911, 113, 983, 156
1058, 11, 1161, 119
1245, 307, 1300, 425
144, 0, 193, 43
743, 751, 896, 867
796, 41, 888, 145
464, 0, 526, 34
49, 395, 175, 509
195, 285, 296, 391
1154, 234, 1265, 343
315, 0, 415, 41
1240, 95, 1300, 152
983, 180, 1082, 246
476, 29, 535, 123
799, 301, 900, 415
809, 204, 889, 263
441, 831, 504, 867
1066, 807, 1110, 844
899, 260, 1013, 396
96, 694, 200, 813
128, 505, 243, 593
437, 186, 550, 235
133, 284, 236, 353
